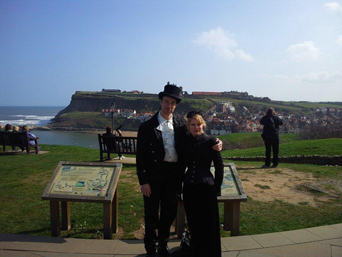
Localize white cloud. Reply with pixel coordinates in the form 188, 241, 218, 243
324, 2, 342, 12
336, 35, 342, 46
194, 27, 254, 62
287, 41, 320, 61
235, 50, 255, 62
300, 70, 342, 83
258, 70, 342, 84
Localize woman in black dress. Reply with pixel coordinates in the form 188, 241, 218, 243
180, 111, 224, 257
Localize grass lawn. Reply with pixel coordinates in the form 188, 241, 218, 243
1, 144, 342, 239
221, 138, 342, 158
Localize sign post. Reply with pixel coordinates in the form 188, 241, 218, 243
42, 161, 122, 239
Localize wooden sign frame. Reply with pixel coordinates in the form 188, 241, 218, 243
42, 161, 122, 239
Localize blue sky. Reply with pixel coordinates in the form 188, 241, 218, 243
1, 0, 341, 106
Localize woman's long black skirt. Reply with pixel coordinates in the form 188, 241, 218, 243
183, 183, 221, 257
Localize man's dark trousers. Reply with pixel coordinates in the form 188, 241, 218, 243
143, 161, 179, 253
264, 138, 280, 166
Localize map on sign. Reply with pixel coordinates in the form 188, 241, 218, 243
49, 165, 115, 197
210, 166, 239, 196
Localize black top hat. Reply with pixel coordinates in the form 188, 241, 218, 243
158, 82, 182, 103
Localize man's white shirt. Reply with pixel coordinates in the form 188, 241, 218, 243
157, 111, 178, 162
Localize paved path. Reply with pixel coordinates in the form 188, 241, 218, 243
1, 224, 342, 256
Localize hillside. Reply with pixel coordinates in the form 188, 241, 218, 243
49, 91, 342, 131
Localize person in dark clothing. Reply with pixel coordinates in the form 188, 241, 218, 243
136, 83, 223, 257
260, 107, 284, 168
136, 83, 187, 257
103, 126, 123, 159
180, 111, 224, 257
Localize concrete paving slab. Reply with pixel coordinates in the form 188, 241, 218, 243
306, 225, 342, 239
238, 251, 278, 257
30, 252, 115, 257
245, 241, 332, 257
331, 223, 342, 231
0, 234, 22, 249
115, 255, 139, 257
30, 238, 86, 253
332, 245, 342, 257
319, 238, 342, 246
222, 251, 240, 257
0, 234, 40, 243
251, 232, 294, 248
221, 241, 228, 251
75, 239, 119, 254
221, 235, 262, 251
280, 228, 322, 243
113, 240, 145, 255
0, 250, 39, 257
0, 234, 55, 251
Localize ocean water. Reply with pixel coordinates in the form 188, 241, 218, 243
0, 106, 100, 149
0, 106, 64, 126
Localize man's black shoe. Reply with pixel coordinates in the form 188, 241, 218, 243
158, 245, 171, 256
145, 252, 157, 257
271, 165, 278, 168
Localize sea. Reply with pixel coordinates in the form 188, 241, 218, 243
0, 106, 99, 149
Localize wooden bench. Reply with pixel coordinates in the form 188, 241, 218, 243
0, 131, 39, 154
98, 134, 138, 162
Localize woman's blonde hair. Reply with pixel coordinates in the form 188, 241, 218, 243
13, 125, 19, 132
185, 111, 206, 134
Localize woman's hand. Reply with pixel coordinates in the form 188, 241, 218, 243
212, 138, 222, 151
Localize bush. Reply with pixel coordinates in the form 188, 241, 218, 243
298, 123, 342, 140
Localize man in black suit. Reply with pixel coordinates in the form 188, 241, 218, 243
136, 82, 186, 257
137, 82, 222, 257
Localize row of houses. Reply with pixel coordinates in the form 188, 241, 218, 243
99, 88, 271, 102
101, 103, 342, 136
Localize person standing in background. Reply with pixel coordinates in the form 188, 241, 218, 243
260, 107, 284, 168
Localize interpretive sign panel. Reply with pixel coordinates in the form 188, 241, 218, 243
210, 163, 247, 201
42, 161, 121, 203
42, 161, 122, 239
48, 164, 114, 196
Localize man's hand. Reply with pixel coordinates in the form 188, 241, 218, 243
212, 138, 222, 151
140, 183, 152, 197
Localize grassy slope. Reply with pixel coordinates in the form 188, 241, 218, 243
0, 145, 143, 239
220, 138, 342, 158
1, 141, 342, 239
219, 133, 296, 150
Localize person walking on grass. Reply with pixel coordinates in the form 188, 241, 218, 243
260, 107, 283, 168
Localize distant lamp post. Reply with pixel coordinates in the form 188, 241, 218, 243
111, 102, 115, 131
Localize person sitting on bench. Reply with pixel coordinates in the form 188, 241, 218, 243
22, 125, 39, 153
103, 126, 125, 160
